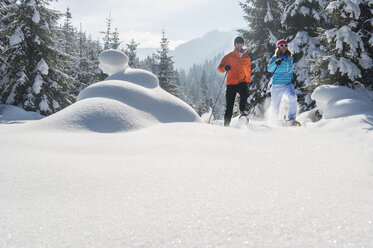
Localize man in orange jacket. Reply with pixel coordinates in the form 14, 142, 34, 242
218, 36, 251, 126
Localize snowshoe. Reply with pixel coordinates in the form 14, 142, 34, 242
287, 119, 301, 127
238, 112, 249, 125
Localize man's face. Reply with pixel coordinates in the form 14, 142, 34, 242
235, 42, 244, 51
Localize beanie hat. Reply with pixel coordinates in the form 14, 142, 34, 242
234, 36, 244, 45
276, 39, 288, 48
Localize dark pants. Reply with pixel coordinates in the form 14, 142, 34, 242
224, 82, 248, 126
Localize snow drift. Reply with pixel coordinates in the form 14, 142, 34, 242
30, 49, 200, 132
311, 85, 373, 119
0, 104, 43, 123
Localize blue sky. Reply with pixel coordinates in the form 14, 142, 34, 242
51, 0, 245, 49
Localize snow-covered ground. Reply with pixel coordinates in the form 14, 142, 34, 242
1, 50, 372, 247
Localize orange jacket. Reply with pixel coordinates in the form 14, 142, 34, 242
218, 49, 251, 85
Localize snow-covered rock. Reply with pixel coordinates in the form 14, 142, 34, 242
30, 49, 200, 132
311, 85, 373, 118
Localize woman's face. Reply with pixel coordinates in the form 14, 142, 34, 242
279, 44, 288, 54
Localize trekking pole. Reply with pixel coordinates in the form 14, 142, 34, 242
263, 62, 280, 93
208, 72, 227, 124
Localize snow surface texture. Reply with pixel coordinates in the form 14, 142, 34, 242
29, 49, 200, 132
1, 72, 373, 246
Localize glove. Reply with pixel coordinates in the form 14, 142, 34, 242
275, 58, 283, 66
224, 65, 232, 71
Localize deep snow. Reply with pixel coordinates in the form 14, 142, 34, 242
0, 50, 372, 247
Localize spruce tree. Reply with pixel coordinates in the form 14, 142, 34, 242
239, 0, 285, 116
197, 70, 210, 116
100, 13, 114, 50
0, 0, 75, 115
140, 54, 157, 73
154, 30, 181, 97
125, 38, 140, 68
111, 28, 121, 49
312, 0, 373, 89
61, 7, 76, 55
280, 0, 329, 110
75, 31, 101, 90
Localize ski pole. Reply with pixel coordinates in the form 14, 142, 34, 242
208, 72, 227, 124
263, 62, 280, 92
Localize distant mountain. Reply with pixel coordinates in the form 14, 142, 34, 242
172, 29, 236, 70
137, 29, 237, 70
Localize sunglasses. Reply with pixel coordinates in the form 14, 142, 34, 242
279, 44, 288, 47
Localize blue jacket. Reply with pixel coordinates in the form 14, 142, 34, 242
267, 54, 293, 85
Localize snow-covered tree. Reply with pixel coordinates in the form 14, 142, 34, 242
281, 0, 329, 110
154, 30, 181, 97
75, 32, 102, 90
239, 0, 285, 116
111, 28, 121, 49
125, 38, 140, 68
0, 0, 75, 115
141, 54, 154, 71
312, 0, 373, 89
197, 70, 210, 116
60, 7, 76, 55
100, 13, 114, 50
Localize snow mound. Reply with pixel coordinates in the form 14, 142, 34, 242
33, 98, 158, 133
105, 68, 159, 88
0, 104, 44, 123
29, 49, 200, 132
100, 49, 158, 88
77, 80, 200, 123
311, 85, 373, 118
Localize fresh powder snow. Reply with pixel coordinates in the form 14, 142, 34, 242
0, 49, 372, 248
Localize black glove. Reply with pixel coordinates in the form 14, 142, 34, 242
275, 58, 283, 66
224, 65, 232, 71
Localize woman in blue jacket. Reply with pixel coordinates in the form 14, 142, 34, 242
267, 39, 300, 126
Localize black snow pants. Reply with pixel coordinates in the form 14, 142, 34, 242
224, 82, 248, 127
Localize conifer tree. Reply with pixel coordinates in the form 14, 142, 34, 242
0, 0, 75, 115
280, 0, 329, 110
111, 28, 121, 49
61, 7, 76, 55
197, 70, 210, 116
154, 30, 181, 97
239, 0, 285, 116
101, 13, 114, 50
125, 38, 140, 68
312, 0, 373, 89
75, 31, 101, 90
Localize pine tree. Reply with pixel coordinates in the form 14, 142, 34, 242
125, 38, 140, 68
280, 0, 329, 110
0, 0, 75, 115
75, 30, 101, 90
312, 0, 373, 89
100, 13, 114, 50
140, 54, 158, 73
239, 0, 285, 116
154, 30, 181, 97
197, 70, 210, 116
61, 7, 76, 55
111, 28, 121, 49
57, 7, 80, 92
